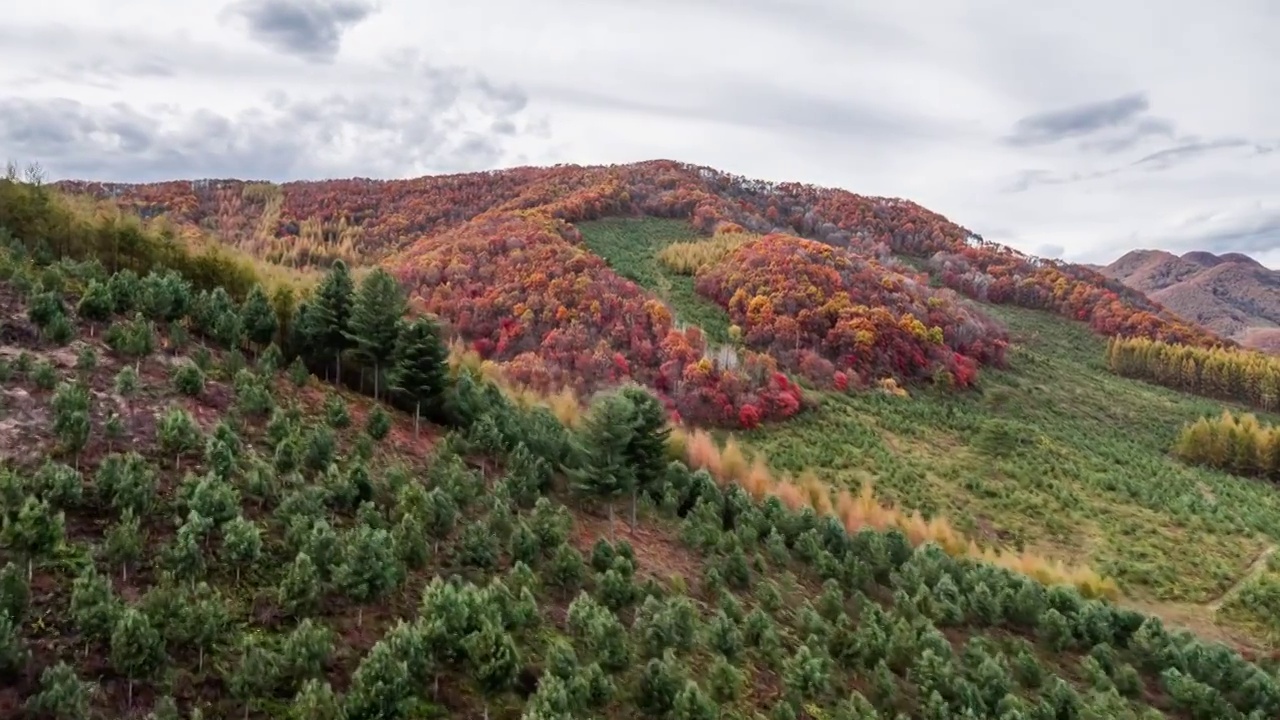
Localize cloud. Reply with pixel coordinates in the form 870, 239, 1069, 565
1003, 92, 1165, 148
1149, 202, 1280, 258
0, 0, 1276, 267
222, 0, 379, 64
0, 59, 545, 182
1133, 137, 1276, 171
533, 77, 963, 142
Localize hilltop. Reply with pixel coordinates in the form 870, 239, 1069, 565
1101, 249, 1280, 351
4, 162, 1280, 716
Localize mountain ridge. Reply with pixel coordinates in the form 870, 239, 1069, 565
1101, 248, 1280, 351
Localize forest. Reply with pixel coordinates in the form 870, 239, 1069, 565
679, 232, 1007, 389
3, 173, 1280, 720
52, 159, 1232, 431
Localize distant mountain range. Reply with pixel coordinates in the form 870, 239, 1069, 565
1094, 250, 1280, 351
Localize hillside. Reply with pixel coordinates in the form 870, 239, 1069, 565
52, 161, 1225, 384
2, 188, 1280, 720
1101, 250, 1280, 351
578, 217, 1280, 650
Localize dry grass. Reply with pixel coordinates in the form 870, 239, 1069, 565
656, 232, 758, 275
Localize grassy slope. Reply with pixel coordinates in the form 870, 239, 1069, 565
576, 217, 1280, 650
578, 217, 735, 344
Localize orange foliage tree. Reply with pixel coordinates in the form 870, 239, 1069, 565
693, 234, 1007, 388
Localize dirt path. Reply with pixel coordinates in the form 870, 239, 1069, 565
1209, 544, 1277, 612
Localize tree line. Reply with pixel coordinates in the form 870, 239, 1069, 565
1173, 410, 1280, 481
1107, 336, 1280, 412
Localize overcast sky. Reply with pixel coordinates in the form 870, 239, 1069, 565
3, 0, 1278, 266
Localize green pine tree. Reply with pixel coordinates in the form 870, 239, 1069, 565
466, 619, 521, 720
310, 260, 355, 382
566, 393, 637, 540
617, 384, 671, 527
240, 284, 278, 352
344, 268, 406, 399
387, 315, 450, 434
110, 607, 164, 709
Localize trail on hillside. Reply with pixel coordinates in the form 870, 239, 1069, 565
1209, 544, 1277, 612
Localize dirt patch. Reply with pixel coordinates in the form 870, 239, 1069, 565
572, 511, 703, 586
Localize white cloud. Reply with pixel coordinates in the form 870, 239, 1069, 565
2, 0, 1277, 266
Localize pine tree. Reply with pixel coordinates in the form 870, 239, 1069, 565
344, 268, 406, 399
279, 552, 322, 619
387, 315, 450, 434
186, 583, 231, 673
221, 516, 263, 581
335, 525, 400, 627
0, 611, 29, 676
51, 381, 91, 465
344, 639, 412, 720
466, 619, 520, 720
110, 607, 164, 709
292, 679, 342, 720
240, 284, 278, 352
310, 260, 355, 381
566, 393, 637, 540
618, 384, 670, 526
77, 279, 115, 322
104, 510, 143, 582
227, 634, 282, 718
0, 562, 28, 624
4, 495, 65, 580
26, 660, 94, 720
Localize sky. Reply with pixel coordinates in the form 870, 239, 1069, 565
2, 0, 1278, 267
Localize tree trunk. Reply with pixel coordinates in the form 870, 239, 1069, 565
608, 503, 616, 542
414, 402, 421, 438
631, 489, 638, 530
374, 362, 380, 400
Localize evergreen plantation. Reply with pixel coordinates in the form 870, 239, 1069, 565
1, 174, 1280, 719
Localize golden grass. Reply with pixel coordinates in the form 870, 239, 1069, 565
452, 350, 1120, 600
656, 232, 758, 275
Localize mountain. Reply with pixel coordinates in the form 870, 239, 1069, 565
4, 166, 1280, 717
50, 161, 1225, 414
1101, 249, 1280, 350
